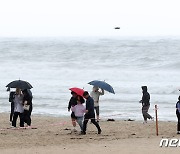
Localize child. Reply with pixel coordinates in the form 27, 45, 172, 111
71, 95, 85, 132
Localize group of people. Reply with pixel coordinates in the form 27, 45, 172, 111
68, 85, 180, 135
68, 86, 103, 135
8, 88, 33, 128
7, 85, 180, 135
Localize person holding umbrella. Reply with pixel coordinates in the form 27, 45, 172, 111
12, 88, 24, 128
90, 86, 104, 122
81, 91, 101, 135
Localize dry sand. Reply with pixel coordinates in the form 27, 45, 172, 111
0, 113, 179, 154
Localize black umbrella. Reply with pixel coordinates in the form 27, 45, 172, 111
88, 80, 115, 94
6, 80, 33, 89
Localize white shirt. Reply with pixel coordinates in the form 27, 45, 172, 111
90, 89, 104, 107
71, 104, 86, 117
14, 94, 24, 113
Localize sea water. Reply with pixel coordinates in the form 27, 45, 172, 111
0, 36, 180, 121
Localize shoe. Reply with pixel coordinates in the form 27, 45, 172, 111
80, 131, 86, 135
73, 128, 77, 132
98, 129, 102, 134
151, 117, 154, 121
143, 121, 147, 124
10, 126, 16, 129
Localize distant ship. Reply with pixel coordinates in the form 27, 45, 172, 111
114, 27, 120, 29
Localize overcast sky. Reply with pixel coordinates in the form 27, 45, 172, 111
0, 0, 180, 37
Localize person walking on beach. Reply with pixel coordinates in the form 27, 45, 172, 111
68, 91, 78, 131
71, 95, 85, 132
176, 96, 180, 134
90, 86, 104, 122
12, 88, 24, 128
140, 86, 153, 123
22, 89, 33, 127
81, 91, 101, 135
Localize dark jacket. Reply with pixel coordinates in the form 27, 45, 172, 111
85, 96, 95, 116
9, 92, 15, 103
176, 101, 180, 113
23, 93, 33, 112
142, 92, 150, 106
68, 97, 77, 110
142, 87, 150, 107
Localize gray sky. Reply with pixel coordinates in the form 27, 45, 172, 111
0, 0, 180, 37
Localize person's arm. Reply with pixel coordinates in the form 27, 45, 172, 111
26, 96, 32, 105
85, 99, 91, 114
71, 106, 75, 112
176, 103, 178, 110
82, 105, 86, 113
68, 98, 72, 111
176, 102, 180, 111
99, 88, 104, 95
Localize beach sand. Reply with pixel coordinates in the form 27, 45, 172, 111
0, 113, 179, 154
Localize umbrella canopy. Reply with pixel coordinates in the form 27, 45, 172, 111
6, 80, 33, 89
88, 80, 115, 94
27, 89, 33, 98
69, 87, 84, 97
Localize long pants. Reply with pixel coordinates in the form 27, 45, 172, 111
10, 102, 14, 122
24, 110, 32, 126
142, 105, 152, 121
82, 114, 101, 133
94, 106, 99, 116
176, 110, 180, 131
76, 117, 83, 131
12, 112, 24, 127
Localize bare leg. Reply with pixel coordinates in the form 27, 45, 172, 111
72, 118, 76, 127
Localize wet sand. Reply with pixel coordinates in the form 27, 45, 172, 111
0, 113, 179, 154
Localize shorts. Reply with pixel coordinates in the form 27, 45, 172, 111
71, 112, 77, 119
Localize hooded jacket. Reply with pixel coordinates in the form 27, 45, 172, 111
141, 86, 150, 107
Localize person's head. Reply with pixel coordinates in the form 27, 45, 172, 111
83, 91, 89, 99
77, 96, 82, 104
77, 95, 85, 103
16, 88, 21, 95
22, 89, 28, 96
178, 96, 180, 101
93, 86, 99, 92
141, 86, 147, 93
71, 91, 77, 98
